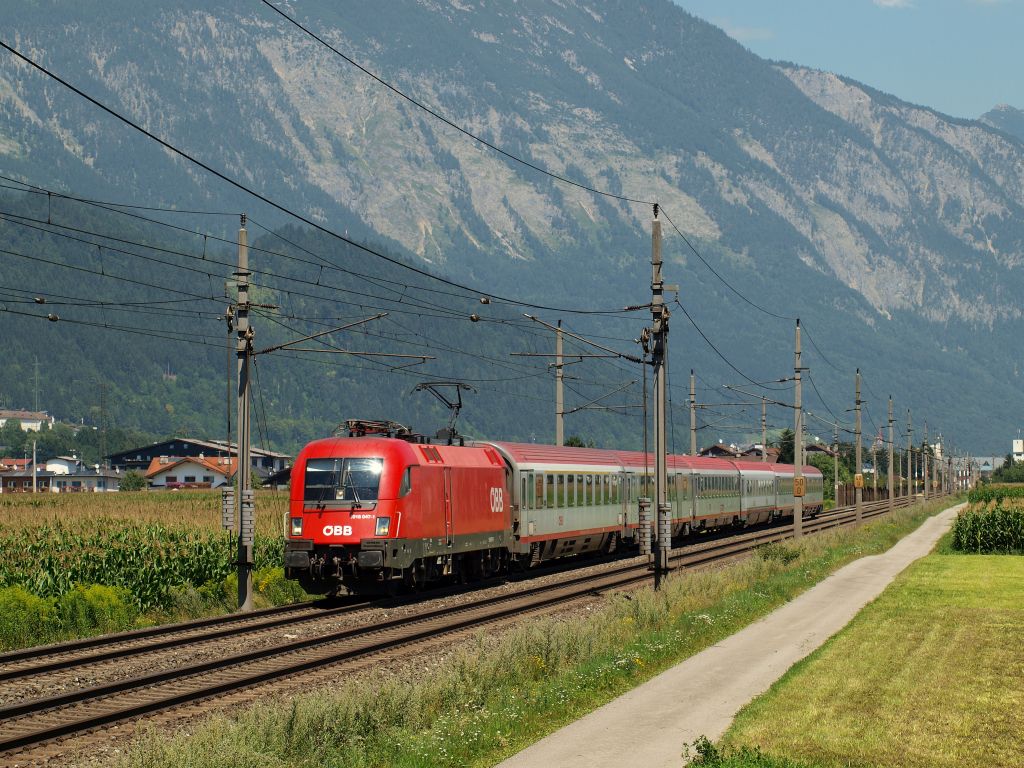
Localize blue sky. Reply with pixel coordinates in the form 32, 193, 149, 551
672, 0, 1021, 119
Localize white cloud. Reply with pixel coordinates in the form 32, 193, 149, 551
874, 0, 914, 7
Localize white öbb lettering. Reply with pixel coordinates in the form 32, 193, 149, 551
489, 487, 504, 513
323, 525, 353, 537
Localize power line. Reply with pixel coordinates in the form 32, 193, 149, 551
0, 39, 642, 317
805, 371, 846, 427
801, 324, 840, 371
0, 176, 238, 216
0, 245, 225, 304
258, 0, 654, 208
0, 305, 225, 347
673, 298, 789, 392
660, 207, 794, 322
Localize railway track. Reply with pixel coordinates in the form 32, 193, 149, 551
0, 494, 937, 758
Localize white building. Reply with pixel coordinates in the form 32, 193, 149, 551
51, 468, 122, 493
1013, 439, 1024, 463
44, 456, 81, 475
0, 410, 55, 432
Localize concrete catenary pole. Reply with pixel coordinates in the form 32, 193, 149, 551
235, 214, 254, 613
855, 369, 862, 522
887, 396, 895, 513
906, 409, 913, 500
793, 320, 804, 538
923, 421, 929, 501
872, 440, 878, 498
650, 206, 672, 589
555, 320, 564, 447
761, 396, 768, 463
32, 439, 37, 494
833, 423, 839, 507
690, 370, 697, 455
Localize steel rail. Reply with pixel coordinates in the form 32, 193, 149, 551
0, 598, 375, 683
0, 599, 320, 665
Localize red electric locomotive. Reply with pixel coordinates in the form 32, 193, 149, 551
284, 421, 512, 594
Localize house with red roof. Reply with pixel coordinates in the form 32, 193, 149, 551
144, 455, 238, 489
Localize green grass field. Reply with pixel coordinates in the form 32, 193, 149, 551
720, 553, 1024, 768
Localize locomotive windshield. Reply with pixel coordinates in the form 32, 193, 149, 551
304, 458, 383, 505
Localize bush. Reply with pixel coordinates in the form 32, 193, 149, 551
56, 584, 137, 636
254, 567, 308, 605
0, 586, 54, 649
951, 507, 1024, 553
120, 470, 148, 492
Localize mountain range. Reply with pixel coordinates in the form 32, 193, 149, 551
1, 0, 1022, 455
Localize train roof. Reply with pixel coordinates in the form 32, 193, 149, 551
298, 435, 504, 469
485, 442, 806, 474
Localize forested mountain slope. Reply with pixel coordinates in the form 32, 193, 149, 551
2, 0, 1022, 452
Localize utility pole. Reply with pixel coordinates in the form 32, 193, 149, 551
650, 206, 673, 589
689, 370, 697, 455
793, 320, 804, 538
761, 396, 768, 463
854, 369, 862, 522
235, 214, 254, 613
99, 381, 108, 468
555, 320, 564, 446
833, 423, 839, 507
32, 439, 37, 493
872, 439, 878, 498
906, 409, 913, 500
923, 422, 929, 501
887, 396, 895, 513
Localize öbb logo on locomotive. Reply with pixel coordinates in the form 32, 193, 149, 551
283, 429, 824, 596
489, 487, 504, 513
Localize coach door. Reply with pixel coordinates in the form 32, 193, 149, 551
443, 466, 453, 547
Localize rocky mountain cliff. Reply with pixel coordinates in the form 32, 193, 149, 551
1, 0, 1021, 452
981, 104, 1024, 143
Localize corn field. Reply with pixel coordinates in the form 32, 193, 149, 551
952, 493, 1024, 554
0, 488, 288, 535
966, 484, 1024, 505
0, 522, 282, 611
0, 490, 289, 611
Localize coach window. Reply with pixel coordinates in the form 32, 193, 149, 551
546, 474, 556, 508
535, 475, 545, 509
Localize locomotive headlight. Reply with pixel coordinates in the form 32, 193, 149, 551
375, 516, 391, 536
290, 517, 303, 536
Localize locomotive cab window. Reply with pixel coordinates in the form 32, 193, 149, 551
304, 458, 383, 504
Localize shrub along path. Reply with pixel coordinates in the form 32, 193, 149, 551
497, 502, 964, 768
